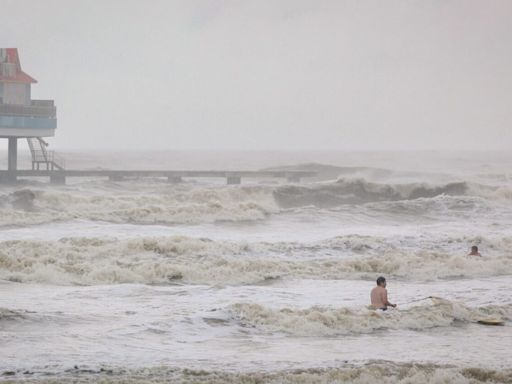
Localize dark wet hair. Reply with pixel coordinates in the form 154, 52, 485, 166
471, 245, 478, 252
376, 276, 386, 286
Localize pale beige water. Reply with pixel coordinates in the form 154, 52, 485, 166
1, 151, 511, 383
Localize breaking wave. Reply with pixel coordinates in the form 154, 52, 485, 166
0, 307, 25, 321
0, 185, 278, 227
1, 176, 510, 228
273, 178, 511, 208
4, 362, 512, 383
1, 235, 511, 285
261, 162, 395, 182
0, 189, 36, 211
228, 299, 512, 336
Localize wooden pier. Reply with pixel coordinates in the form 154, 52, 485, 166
0, 169, 317, 185
0, 49, 318, 187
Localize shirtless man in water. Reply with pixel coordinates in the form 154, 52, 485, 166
468, 245, 482, 257
370, 276, 396, 310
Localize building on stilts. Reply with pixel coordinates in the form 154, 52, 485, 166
0, 48, 61, 183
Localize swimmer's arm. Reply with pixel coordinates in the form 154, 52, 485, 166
383, 289, 396, 308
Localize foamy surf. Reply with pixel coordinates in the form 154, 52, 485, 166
2, 154, 512, 380
1, 177, 511, 228
0, 185, 279, 227
2, 362, 512, 383
1, 235, 511, 285
0, 307, 25, 320
274, 178, 512, 208
228, 300, 511, 336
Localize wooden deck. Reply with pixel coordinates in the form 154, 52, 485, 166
0, 169, 317, 184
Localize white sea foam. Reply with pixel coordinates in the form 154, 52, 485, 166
3, 362, 511, 383
0, 185, 279, 227
1, 235, 511, 285
2, 155, 512, 378
274, 178, 512, 208
228, 299, 512, 336
1, 176, 511, 228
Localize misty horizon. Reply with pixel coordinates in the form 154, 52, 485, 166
1, 0, 511, 151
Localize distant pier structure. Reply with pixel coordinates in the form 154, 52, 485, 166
0, 48, 61, 183
0, 49, 315, 185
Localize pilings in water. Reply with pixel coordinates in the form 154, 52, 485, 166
167, 176, 182, 184
7, 137, 17, 183
50, 174, 66, 185
226, 176, 241, 185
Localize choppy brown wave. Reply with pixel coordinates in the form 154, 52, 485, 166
0, 185, 278, 227
273, 179, 490, 208
1, 235, 512, 285
228, 299, 511, 336
1, 176, 510, 227
2, 362, 512, 383
0, 307, 25, 321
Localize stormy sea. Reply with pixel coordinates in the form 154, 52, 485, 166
1, 150, 511, 383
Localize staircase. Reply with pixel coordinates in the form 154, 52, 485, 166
27, 137, 65, 170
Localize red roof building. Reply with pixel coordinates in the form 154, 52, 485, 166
1, 48, 58, 178
1, 47, 56, 139
0, 48, 37, 84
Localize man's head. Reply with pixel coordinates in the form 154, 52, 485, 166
376, 276, 386, 287
471, 245, 479, 253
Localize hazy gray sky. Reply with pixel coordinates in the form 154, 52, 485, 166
1, 0, 511, 150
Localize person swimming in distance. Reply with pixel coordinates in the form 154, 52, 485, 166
468, 245, 482, 257
370, 276, 396, 311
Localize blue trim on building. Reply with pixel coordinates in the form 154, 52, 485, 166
0, 115, 57, 129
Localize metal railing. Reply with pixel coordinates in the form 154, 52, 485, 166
0, 101, 56, 118
31, 150, 65, 170
51, 152, 66, 170
31, 100, 55, 107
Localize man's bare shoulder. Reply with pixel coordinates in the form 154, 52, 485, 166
371, 286, 381, 294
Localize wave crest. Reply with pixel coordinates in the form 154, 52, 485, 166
0, 307, 25, 321
4, 362, 512, 383
228, 300, 512, 336
273, 178, 511, 208
1, 236, 512, 285
0, 185, 278, 227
